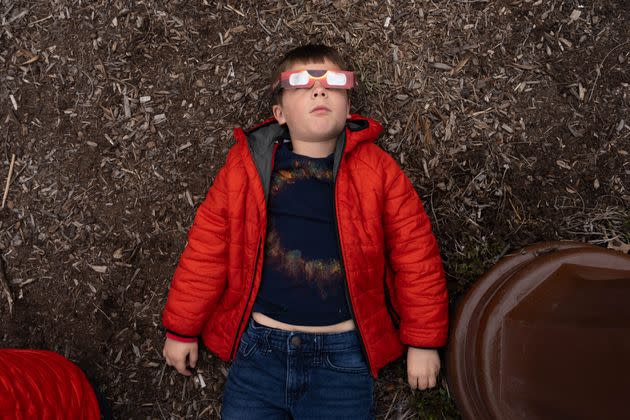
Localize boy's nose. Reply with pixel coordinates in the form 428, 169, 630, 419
311, 82, 328, 98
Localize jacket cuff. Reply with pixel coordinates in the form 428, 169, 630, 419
165, 330, 198, 343
408, 345, 441, 350
399, 328, 447, 349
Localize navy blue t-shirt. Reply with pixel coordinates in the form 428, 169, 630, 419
252, 139, 351, 326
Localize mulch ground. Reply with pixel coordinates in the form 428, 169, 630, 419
1, 0, 628, 418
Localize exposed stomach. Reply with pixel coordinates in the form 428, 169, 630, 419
252, 312, 355, 333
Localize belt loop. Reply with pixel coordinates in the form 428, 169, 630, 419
263, 328, 271, 353
314, 333, 322, 365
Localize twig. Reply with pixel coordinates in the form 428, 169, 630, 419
27, 14, 53, 27
588, 41, 630, 102
491, 244, 511, 264
156, 401, 167, 420
256, 9, 273, 36
2, 153, 16, 209
0, 255, 14, 316
384, 389, 399, 419
157, 362, 166, 386
91, 301, 114, 325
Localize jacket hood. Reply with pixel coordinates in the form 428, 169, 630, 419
233, 113, 383, 153
232, 114, 383, 202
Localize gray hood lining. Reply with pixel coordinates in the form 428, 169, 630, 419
246, 122, 348, 203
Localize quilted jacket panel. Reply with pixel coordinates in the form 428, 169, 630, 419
0, 349, 100, 419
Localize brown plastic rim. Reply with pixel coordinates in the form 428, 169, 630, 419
446, 241, 630, 420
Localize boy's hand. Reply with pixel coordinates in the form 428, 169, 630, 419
406, 347, 440, 390
163, 338, 198, 376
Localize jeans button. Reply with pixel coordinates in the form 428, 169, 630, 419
290, 336, 301, 347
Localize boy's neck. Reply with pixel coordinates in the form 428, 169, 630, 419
290, 137, 336, 158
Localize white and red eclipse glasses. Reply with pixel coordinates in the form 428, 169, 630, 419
272, 69, 355, 91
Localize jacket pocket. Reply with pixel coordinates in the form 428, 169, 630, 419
383, 262, 400, 328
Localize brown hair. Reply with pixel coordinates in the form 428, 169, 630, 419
270, 44, 348, 106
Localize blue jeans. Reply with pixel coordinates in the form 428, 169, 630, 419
221, 317, 375, 419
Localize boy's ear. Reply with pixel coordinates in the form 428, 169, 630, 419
272, 104, 286, 125
346, 99, 352, 119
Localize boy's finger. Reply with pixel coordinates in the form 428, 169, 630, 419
418, 376, 429, 390
189, 351, 198, 368
174, 360, 192, 376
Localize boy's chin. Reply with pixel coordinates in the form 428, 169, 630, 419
305, 130, 343, 142
308, 122, 346, 140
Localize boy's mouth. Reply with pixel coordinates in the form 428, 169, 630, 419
311, 106, 331, 113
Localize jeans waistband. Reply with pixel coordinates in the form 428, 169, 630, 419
244, 317, 361, 353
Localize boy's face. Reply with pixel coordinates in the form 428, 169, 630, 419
272, 58, 352, 143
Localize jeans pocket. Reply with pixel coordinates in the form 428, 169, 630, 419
237, 334, 260, 359
324, 347, 370, 374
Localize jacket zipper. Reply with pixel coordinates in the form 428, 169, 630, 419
331, 150, 372, 371
229, 234, 261, 359
383, 262, 400, 328
229, 139, 280, 360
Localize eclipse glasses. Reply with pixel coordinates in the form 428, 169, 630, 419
272, 69, 355, 91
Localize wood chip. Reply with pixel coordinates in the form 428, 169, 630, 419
510, 63, 538, 70
9, 94, 18, 111
89, 265, 108, 273
2, 154, 16, 209
185, 189, 193, 207
197, 373, 207, 388
177, 142, 192, 152
451, 55, 471, 75
432, 62, 452, 71
0, 257, 14, 316
556, 160, 572, 170
569, 10, 581, 22
114, 349, 122, 363
123, 95, 131, 118
608, 238, 630, 254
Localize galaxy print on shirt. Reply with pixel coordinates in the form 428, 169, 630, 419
252, 139, 350, 325
266, 157, 343, 298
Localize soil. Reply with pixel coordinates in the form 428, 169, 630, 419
1, 0, 628, 418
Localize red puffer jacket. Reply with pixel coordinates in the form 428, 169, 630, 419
162, 114, 448, 377
0, 349, 100, 419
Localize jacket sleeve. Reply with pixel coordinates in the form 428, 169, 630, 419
161, 148, 235, 337
381, 152, 448, 348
